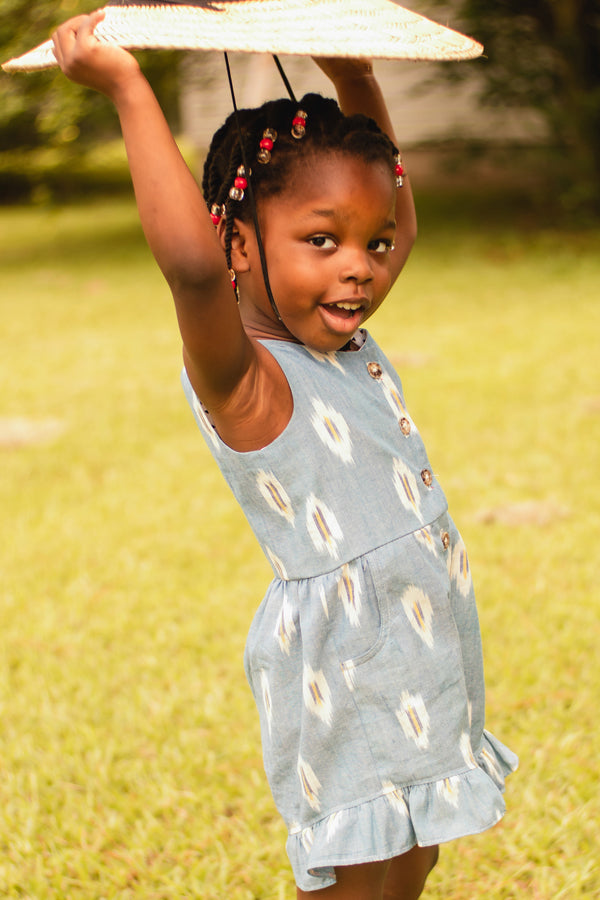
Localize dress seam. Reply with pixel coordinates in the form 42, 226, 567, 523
288, 764, 480, 835
276, 511, 449, 583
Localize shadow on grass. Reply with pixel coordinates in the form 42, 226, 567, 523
0, 197, 149, 268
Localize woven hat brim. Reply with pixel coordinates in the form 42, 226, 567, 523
3, 0, 483, 73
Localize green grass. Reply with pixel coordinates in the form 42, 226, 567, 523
1, 196, 599, 899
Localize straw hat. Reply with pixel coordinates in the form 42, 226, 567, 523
3, 0, 483, 73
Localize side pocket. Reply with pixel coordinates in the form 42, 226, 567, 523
334, 557, 389, 669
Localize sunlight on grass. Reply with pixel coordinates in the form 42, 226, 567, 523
1, 198, 599, 898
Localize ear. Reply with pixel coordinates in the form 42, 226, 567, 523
217, 217, 253, 274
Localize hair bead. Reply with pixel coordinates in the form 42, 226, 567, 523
229, 165, 249, 201
291, 110, 308, 139
257, 127, 278, 164
229, 267, 239, 300
395, 154, 405, 187
210, 202, 225, 225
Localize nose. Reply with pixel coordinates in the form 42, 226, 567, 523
339, 247, 373, 285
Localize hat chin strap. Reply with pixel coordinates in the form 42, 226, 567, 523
224, 52, 297, 324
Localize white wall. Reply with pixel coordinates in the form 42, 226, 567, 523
180, 50, 547, 153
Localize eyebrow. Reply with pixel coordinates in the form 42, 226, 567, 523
307, 209, 396, 231
309, 208, 337, 219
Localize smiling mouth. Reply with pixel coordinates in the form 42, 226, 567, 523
322, 301, 366, 319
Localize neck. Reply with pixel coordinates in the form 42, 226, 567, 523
241, 305, 300, 344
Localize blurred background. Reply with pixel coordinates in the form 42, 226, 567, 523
1, 3, 599, 898
1, 0, 599, 217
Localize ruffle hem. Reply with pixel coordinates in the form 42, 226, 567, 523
287, 730, 518, 892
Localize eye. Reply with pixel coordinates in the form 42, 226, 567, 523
368, 238, 395, 254
309, 235, 337, 250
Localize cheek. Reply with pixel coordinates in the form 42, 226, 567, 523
264, 238, 300, 271
375, 257, 393, 288
271, 247, 318, 286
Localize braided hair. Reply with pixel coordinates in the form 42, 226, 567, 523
202, 92, 399, 276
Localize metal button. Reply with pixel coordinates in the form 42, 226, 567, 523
367, 361, 382, 379
399, 417, 411, 436
421, 468, 433, 488
441, 531, 450, 550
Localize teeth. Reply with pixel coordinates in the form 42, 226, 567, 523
334, 302, 361, 311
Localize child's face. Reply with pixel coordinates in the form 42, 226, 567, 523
241, 153, 397, 352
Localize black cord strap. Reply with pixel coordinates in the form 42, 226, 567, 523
223, 52, 281, 321
273, 54, 297, 104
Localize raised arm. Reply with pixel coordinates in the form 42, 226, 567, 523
314, 58, 417, 281
52, 11, 252, 407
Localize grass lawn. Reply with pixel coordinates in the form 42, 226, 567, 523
0, 194, 598, 899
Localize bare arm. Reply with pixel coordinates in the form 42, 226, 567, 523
314, 58, 417, 281
52, 11, 252, 407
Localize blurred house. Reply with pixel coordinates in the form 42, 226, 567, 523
179, 1, 548, 179
180, 52, 547, 151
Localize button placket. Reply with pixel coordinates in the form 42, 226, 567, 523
366, 360, 414, 440
420, 468, 433, 489
367, 361, 382, 380
399, 417, 411, 436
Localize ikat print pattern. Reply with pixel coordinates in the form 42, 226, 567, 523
393, 457, 423, 519
256, 470, 295, 524
338, 563, 362, 627
183, 332, 450, 581
311, 398, 354, 464
401, 585, 434, 648
303, 664, 334, 726
181, 332, 518, 892
306, 493, 344, 559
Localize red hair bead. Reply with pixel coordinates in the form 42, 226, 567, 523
229, 166, 249, 201
291, 110, 308, 139
257, 127, 278, 164
395, 154, 405, 187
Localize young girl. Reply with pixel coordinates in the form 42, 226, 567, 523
52, 11, 517, 898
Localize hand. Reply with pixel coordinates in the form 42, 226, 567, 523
312, 56, 375, 84
52, 9, 141, 100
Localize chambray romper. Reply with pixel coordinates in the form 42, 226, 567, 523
182, 331, 518, 892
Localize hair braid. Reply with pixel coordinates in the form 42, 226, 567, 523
201, 91, 400, 277
202, 120, 230, 205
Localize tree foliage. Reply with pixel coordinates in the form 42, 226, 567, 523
433, 0, 600, 212
0, 0, 182, 152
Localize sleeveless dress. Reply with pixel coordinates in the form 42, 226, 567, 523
181, 331, 517, 892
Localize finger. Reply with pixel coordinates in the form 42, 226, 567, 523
53, 10, 106, 71
51, 22, 74, 65
53, 9, 105, 50
52, 14, 85, 62
77, 8, 107, 40
54, 14, 92, 40
313, 56, 374, 71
